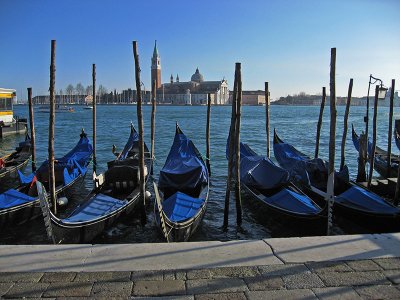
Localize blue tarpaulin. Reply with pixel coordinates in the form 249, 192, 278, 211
0, 189, 36, 209
241, 155, 289, 190
240, 142, 321, 215
162, 191, 205, 222
19, 134, 92, 185
336, 186, 400, 215
63, 193, 125, 223
159, 130, 207, 190
119, 126, 139, 160
263, 188, 321, 214
273, 139, 349, 186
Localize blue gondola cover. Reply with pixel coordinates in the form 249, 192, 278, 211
119, 127, 139, 160
0, 189, 36, 209
159, 131, 207, 190
241, 155, 289, 190
336, 186, 399, 215
18, 135, 93, 185
263, 188, 321, 214
63, 193, 125, 222
162, 191, 205, 222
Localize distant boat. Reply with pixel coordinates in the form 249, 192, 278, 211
83, 106, 93, 110
38, 105, 75, 113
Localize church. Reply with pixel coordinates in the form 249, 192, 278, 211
151, 41, 229, 105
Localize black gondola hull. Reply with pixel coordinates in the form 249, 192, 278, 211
0, 175, 84, 229
48, 190, 141, 244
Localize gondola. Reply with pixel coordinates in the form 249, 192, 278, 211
352, 125, 400, 178
154, 124, 209, 242
273, 129, 400, 227
0, 130, 92, 229
233, 141, 325, 221
36, 124, 151, 244
0, 133, 31, 192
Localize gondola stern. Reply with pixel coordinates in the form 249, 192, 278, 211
36, 180, 57, 244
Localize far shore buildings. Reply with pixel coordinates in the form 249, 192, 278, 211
151, 41, 229, 105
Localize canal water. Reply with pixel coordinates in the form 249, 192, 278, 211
1, 104, 399, 244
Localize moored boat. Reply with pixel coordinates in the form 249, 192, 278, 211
235, 141, 325, 221
273, 130, 400, 228
0, 130, 92, 229
0, 133, 31, 192
36, 124, 151, 244
154, 124, 209, 242
352, 125, 400, 178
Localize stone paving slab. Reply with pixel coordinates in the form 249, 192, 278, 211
4, 282, 49, 298
133, 280, 186, 296
266, 233, 400, 263
318, 271, 390, 287
312, 287, 361, 300
186, 278, 248, 294
91, 281, 133, 297
354, 285, 400, 299
246, 289, 317, 299
42, 282, 93, 297
195, 292, 247, 300
0, 282, 13, 297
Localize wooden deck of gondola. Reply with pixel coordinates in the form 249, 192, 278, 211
2, 234, 400, 298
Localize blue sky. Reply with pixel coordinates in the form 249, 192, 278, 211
0, 0, 399, 100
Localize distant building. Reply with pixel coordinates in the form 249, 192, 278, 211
228, 90, 266, 105
151, 41, 229, 105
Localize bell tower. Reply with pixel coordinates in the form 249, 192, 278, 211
151, 40, 161, 90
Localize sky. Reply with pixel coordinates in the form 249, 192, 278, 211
0, 0, 399, 100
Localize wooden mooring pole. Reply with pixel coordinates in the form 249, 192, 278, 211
92, 64, 97, 173
223, 64, 238, 230
356, 131, 367, 182
206, 93, 212, 175
315, 87, 326, 158
327, 48, 337, 236
340, 79, 353, 171
265, 82, 270, 158
27, 87, 36, 172
49, 40, 57, 214
234, 63, 243, 226
133, 41, 146, 225
150, 79, 156, 176
367, 85, 379, 189
387, 79, 395, 178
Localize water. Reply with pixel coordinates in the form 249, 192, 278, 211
1, 104, 398, 244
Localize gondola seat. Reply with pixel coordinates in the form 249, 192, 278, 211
105, 165, 138, 193
162, 191, 205, 222
63, 193, 125, 222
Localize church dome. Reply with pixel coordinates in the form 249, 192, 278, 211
191, 68, 204, 82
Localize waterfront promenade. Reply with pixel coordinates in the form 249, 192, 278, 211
1, 233, 400, 298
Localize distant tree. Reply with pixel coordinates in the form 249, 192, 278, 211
76, 83, 85, 104
65, 84, 74, 104
97, 85, 107, 103
59, 89, 63, 104
85, 85, 92, 96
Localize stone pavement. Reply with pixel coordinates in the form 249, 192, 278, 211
1, 233, 400, 298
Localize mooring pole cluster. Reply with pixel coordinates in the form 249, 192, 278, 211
223, 62, 242, 229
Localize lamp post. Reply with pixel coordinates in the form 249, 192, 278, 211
364, 74, 388, 180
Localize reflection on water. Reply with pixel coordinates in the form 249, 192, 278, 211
0, 104, 398, 244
